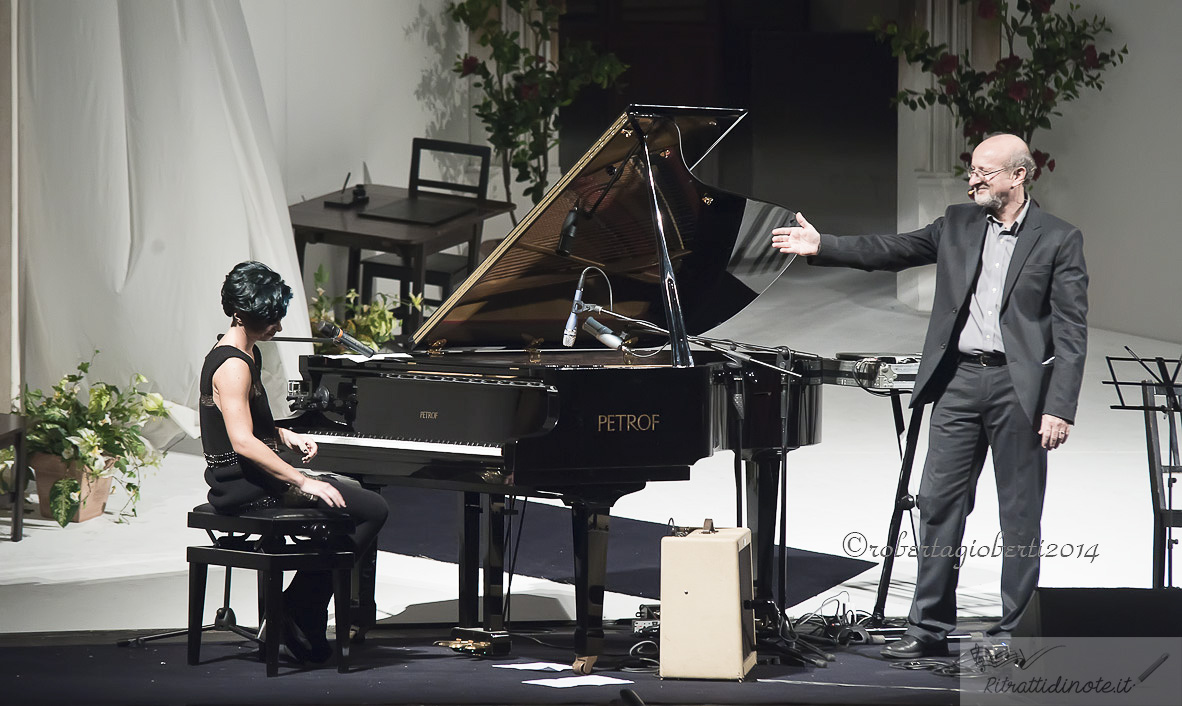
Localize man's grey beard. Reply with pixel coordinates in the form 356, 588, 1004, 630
974, 189, 1003, 214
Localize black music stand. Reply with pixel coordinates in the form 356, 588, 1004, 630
1104, 349, 1182, 588
864, 398, 926, 631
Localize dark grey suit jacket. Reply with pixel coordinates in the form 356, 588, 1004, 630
810, 202, 1088, 425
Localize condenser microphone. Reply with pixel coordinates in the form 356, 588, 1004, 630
582, 317, 626, 351
562, 272, 588, 347
556, 204, 579, 256
316, 321, 376, 357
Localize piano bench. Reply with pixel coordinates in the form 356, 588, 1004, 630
186, 503, 356, 677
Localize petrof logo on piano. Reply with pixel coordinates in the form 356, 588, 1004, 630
419, 410, 439, 420
597, 413, 660, 432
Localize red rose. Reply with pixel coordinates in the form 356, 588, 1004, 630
959, 152, 973, 164
996, 55, 1023, 72
1042, 86, 1056, 102
460, 55, 480, 77
1032, 167, 1043, 181
978, 0, 999, 20
1032, 149, 1048, 168
1083, 44, 1100, 69
964, 118, 991, 138
1031, 0, 1054, 15
518, 82, 539, 101
1007, 81, 1030, 101
1047, 159, 1056, 172
943, 79, 960, 95
933, 53, 959, 76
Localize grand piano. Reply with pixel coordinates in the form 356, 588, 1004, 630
281, 105, 826, 672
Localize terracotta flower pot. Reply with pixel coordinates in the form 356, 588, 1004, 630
32, 452, 113, 523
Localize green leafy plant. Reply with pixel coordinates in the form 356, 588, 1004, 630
10, 352, 169, 526
449, 0, 628, 215
0, 447, 23, 497
874, 0, 1127, 179
308, 265, 422, 352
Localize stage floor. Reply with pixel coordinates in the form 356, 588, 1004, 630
3, 623, 972, 706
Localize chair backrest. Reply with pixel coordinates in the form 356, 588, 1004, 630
408, 138, 491, 200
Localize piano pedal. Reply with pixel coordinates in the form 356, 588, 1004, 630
436, 627, 511, 656
435, 638, 497, 655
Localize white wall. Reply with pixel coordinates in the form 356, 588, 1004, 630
1035, 0, 1181, 344
241, 0, 485, 295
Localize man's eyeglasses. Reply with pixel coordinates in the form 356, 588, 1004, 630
967, 167, 1007, 181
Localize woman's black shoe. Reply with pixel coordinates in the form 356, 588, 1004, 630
289, 609, 332, 664
281, 615, 316, 664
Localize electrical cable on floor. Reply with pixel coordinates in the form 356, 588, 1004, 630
616, 639, 659, 672
510, 631, 572, 651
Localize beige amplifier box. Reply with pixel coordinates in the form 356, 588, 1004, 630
658, 525, 756, 680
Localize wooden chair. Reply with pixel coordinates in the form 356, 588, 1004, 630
360, 138, 492, 311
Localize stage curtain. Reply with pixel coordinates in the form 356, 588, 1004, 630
18, 0, 309, 441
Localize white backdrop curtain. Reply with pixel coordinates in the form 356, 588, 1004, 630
19, 0, 309, 438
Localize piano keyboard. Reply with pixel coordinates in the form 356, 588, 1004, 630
304, 432, 503, 459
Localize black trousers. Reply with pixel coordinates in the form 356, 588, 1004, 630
906, 360, 1047, 642
285, 475, 388, 613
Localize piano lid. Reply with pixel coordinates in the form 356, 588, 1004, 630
411, 105, 799, 351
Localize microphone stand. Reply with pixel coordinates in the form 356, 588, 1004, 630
583, 305, 803, 378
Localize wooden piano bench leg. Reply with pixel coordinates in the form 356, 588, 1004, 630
187, 561, 209, 665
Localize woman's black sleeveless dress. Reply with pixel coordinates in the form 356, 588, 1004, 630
199, 344, 291, 511
198, 342, 387, 546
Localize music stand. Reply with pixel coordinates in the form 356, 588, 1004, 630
1103, 347, 1182, 588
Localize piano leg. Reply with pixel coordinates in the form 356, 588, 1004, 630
457, 492, 507, 631
746, 449, 783, 609
570, 501, 610, 674
483, 495, 506, 631
458, 492, 481, 627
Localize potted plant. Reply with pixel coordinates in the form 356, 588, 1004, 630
874, 0, 1127, 180
449, 0, 628, 219
0, 447, 29, 510
307, 265, 422, 353
14, 351, 169, 527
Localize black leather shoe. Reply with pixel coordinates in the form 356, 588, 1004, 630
881, 635, 949, 659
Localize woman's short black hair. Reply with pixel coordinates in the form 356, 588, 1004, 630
221, 261, 293, 325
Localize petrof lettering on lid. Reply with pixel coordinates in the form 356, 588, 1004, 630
597, 413, 660, 432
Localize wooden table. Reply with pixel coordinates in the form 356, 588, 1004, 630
289, 185, 514, 332
1, 413, 28, 541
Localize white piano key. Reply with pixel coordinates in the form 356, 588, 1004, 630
304, 432, 503, 458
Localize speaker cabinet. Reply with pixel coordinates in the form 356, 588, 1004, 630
1014, 588, 1182, 637
659, 527, 756, 680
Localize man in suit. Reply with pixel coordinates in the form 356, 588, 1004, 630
771, 134, 1088, 658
